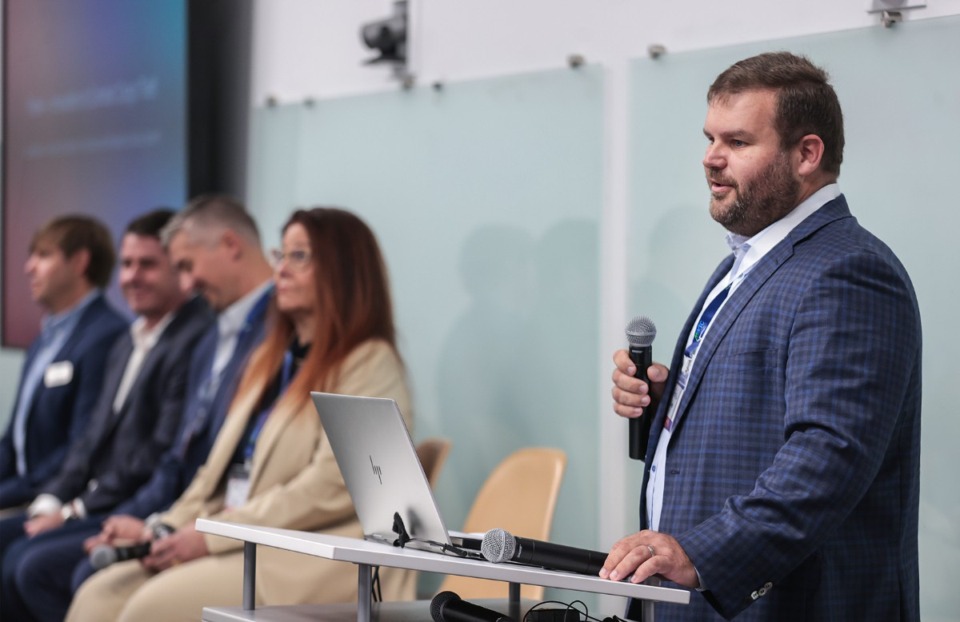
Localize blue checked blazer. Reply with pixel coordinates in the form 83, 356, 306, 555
631, 196, 922, 621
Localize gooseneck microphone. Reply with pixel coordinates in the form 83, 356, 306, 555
481, 528, 606, 577
625, 315, 657, 460
430, 591, 514, 622
89, 541, 153, 570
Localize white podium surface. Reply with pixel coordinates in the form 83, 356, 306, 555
197, 519, 689, 621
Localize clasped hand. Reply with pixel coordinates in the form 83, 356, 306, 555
80, 515, 209, 571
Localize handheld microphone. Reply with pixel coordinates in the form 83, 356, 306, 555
481, 528, 606, 576
430, 591, 514, 622
89, 541, 152, 570
625, 315, 657, 460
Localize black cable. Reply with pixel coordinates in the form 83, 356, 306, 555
522, 599, 594, 622
390, 512, 483, 559
371, 565, 382, 602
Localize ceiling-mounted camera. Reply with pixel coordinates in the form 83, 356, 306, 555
360, 1, 407, 65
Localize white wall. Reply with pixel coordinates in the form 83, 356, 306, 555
251, 0, 960, 102
248, 0, 960, 547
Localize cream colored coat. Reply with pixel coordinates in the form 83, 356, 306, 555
166, 338, 415, 603
68, 339, 416, 621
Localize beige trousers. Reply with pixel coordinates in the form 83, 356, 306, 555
66, 547, 417, 621
66, 551, 246, 622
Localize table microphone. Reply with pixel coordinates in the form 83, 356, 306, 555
625, 315, 657, 460
431, 591, 514, 622
481, 528, 606, 576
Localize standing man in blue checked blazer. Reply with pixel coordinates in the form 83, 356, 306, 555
605, 52, 921, 621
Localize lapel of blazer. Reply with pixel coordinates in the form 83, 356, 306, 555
199, 374, 263, 500
16, 339, 43, 414
644, 257, 732, 463
101, 334, 139, 433
245, 393, 299, 488
22, 335, 42, 373
666, 196, 852, 436
193, 288, 270, 441
637, 259, 730, 525
51, 295, 105, 361
23, 295, 108, 410
212, 293, 269, 416
105, 297, 199, 430
81, 334, 133, 456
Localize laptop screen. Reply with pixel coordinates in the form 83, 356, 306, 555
311, 391, 457, 550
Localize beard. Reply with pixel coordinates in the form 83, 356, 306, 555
708, 151, 800, 237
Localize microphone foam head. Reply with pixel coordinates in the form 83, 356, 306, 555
480, 528, 516, 563
89, 544, 117, 570
430, 591, 460, 622
625, 315, 657, 347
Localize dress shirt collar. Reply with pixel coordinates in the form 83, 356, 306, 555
40, 289, 98, 342
217, 280, 272, 339
724, 183, 841, 282
129, 311, 175, 350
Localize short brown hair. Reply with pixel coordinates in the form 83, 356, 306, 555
30, 215, 116, 288
708, 51, 844, 175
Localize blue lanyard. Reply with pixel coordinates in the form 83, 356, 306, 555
243, 349, 297, 465
684, 283, 731, 359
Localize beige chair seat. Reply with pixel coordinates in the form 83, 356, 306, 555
438, 447, 567, 600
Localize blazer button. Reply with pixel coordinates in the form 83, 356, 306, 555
751, 591, 759, 600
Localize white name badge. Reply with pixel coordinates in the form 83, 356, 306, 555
664, 354, 693, 431
225, 464, 251, 509
44, 361, 74, 388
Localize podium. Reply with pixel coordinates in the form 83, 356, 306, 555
196, 519, 689, 621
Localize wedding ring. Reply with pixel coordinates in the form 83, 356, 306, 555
647, 545, 656, 557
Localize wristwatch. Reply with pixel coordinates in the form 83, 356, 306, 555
59, 500, 80, 522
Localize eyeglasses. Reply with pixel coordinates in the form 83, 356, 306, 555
270, 248, 312, 271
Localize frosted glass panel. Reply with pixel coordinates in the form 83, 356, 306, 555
629, 16, 960, 620
247, 68, 604, 571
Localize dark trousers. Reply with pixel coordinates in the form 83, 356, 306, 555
0, 512, 30, 620
1, 514, 101, 622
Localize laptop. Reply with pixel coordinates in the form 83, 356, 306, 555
311, 391, 482, 557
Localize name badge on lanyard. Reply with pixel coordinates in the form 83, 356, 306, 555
665, 281, 732, 431
225, 463, 252, 509
664, 354, 693, 431
225, 349, 295, 510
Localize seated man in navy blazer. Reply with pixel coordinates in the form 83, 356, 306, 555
606, 52, 921, 621
66, 195, 274, 589
0, 209, 213, 621
12, 196, 274, 621
0, 215, 128, 511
